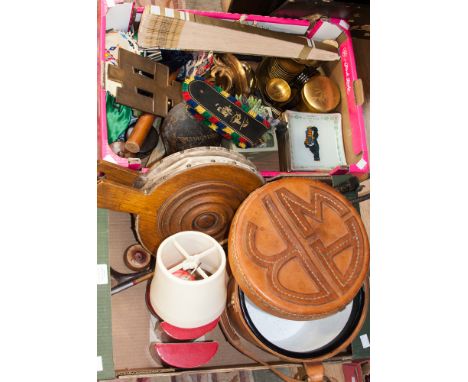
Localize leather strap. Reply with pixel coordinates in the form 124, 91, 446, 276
219, 312, 305, 382
304, 363, 324, 382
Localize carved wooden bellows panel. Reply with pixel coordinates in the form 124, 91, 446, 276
98, 147, 264, 254
228, 178, 369, 319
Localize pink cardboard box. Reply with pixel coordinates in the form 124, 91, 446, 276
98, 3, 369, 177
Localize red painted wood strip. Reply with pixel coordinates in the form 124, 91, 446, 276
160, 318, 219, 340
154, 342, 218, 368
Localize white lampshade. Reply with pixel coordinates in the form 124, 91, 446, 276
150, 231, 227, 329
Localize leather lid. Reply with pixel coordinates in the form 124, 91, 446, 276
228, 178, 369, 320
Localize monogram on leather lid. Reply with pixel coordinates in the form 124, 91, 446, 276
228, 178, 369, 320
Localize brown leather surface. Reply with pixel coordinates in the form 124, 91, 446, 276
223, 279, 369, 364
228, 178, 369, 319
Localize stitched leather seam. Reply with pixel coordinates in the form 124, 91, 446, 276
246, 223, 331, 303
279, 194, 309, 231
233, 221, 325, 319
264, 196, 329, 301
344, 218, 361, 284
314, 240, 347, 289
246, 223, 281, 265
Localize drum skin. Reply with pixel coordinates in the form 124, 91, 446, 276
223, 279, 369, 364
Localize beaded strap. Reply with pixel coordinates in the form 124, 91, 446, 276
182, 76, 270, 148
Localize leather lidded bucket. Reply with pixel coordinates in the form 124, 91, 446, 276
222, 278, 369, 364
222, 178, 370, 380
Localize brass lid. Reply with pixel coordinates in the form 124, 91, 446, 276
301, 76, 340, 113
265, 78, 291, 103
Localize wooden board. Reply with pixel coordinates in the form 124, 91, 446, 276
137, 6, 340, 61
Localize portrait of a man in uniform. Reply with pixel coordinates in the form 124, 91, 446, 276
304, 126, 320, 161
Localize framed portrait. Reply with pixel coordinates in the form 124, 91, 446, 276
284, 111, 346, 171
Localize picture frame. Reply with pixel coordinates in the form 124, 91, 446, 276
283, 111, 346, 171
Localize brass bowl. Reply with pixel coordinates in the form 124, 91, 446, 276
298, 75, 340, 113
265, 78, 291, 103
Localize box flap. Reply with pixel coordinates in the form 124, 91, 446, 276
351, 302, 370, 359
108, 211, 293, 374
97, 209, 116, 380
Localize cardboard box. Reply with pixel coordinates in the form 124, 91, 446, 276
267, 19, 368, 179
102, 210, 309, 378
98, 2, 369, 178
98, 175, 363, 379
97, 2, 370, 379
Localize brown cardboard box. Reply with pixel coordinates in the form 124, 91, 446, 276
99, 7, 368, 380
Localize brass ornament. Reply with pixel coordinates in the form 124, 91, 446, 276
210, 53, 255, 96
267, 57, 305, 83
298, 75, 341, 113
210, 55, 234, 92
265, 78, 291, 103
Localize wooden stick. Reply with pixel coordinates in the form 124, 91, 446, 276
111, 271, 154, 295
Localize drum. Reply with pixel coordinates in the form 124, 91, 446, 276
159, 102, 222, 155
97, 147, 264, 253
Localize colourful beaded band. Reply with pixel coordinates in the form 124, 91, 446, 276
182, 76, 270, 148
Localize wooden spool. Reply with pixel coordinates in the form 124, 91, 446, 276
124, 244, 152, 271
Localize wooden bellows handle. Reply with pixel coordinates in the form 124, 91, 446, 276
97, 160, 140, 186
97, 160, 147, 214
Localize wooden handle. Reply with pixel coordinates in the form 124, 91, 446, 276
125, 113, 156, 153
97, 178, 147, 215
97, 160, 140, 186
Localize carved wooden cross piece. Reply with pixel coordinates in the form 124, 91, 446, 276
107, 49, 182, 117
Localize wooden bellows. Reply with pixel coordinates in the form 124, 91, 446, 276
97, 147, 264, 254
